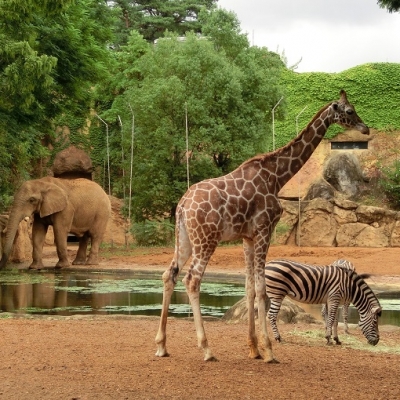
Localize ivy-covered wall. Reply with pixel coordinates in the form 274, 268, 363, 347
273, 63, 400, 150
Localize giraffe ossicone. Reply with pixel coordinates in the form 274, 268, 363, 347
155, 90, 369, 362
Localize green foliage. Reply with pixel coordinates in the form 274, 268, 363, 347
131, 220, 175, 246
95, 20, 284, 219
275, 63, 400, 150
379, 160, 400, 209
0, 0, 115, 208
377, 0, 400, 12
111, 0, 217, 46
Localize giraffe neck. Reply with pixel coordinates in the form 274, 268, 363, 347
262, 103, 333, 191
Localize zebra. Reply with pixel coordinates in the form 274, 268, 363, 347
321, 259, 355, 336
265, 259, 381, 346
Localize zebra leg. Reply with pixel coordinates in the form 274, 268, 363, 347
267, 299, 283, 342
321, 303, 328, 329
325, 301, 340, 345
343, 302, 350, 334
333, 309, 341, 345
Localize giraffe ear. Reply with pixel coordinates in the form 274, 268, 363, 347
340, 90, 348, 102
332, 102, 339, 111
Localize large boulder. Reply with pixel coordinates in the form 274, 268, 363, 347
52, 146, 93, 179
323, 152, 367, 197
303, 178, 335, 201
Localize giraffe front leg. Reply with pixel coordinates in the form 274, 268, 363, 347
255, 271, 278, 363
246, 284, 261, 359
243, 239, 261, 359
183, 273, 216, 361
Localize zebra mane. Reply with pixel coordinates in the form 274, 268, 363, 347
346, 269, 381, 310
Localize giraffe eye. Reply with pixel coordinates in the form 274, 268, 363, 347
346, 109, 354, 115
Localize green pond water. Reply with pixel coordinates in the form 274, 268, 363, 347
0, 269, 399, 326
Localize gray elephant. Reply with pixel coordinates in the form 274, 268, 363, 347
0, 177, 111, 269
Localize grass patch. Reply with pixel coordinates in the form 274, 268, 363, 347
287, 327, 400, 354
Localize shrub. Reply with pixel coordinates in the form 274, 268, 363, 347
131, 220, 175, 246
379, 160, 400, 209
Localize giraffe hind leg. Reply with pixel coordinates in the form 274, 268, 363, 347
155, 263, 178, 357
155, 220, 191, 358
182, 251, 217, 361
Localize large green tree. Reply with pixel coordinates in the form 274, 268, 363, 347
111, 0, 217, 46
0, 0, 114, 208
94, 8, 284, 221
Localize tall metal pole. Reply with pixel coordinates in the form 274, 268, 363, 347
128, 104, 135, 223
295, 106, 308, 248
95, 114, 111, 196
118, 115, 125, 201
272, 96, 284, 151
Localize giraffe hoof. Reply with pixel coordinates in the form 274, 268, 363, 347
265, 358, 280, 364
248, 352, 262, 360
204, 356, 218, 362
155, 349, 170, 357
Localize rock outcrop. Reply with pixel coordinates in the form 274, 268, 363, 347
323, 152, 367, 197
281, 197, 400, 247
52, 145, 93, 179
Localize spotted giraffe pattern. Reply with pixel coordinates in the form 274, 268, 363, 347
155, 90, 369, 362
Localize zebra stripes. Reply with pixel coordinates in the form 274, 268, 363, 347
265, 259, 381, 346
321, 259, 354, 338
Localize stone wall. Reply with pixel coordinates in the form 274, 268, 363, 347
281, 197, 400, 247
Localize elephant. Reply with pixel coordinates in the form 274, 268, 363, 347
0, 177, 111, 270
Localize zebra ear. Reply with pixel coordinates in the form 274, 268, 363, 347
372, 306, 382, 316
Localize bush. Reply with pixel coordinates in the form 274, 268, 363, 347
379, 160, 400, 209
131, 220, 175, 246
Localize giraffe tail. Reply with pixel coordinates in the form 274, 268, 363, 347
171, 205, 186, 283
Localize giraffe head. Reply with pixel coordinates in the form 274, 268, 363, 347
330, 90, 369, 135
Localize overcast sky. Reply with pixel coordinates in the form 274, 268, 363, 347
217, 0, 400, 73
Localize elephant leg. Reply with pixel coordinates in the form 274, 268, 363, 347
73, 234, 89, 265
53, 226, 70, 269
29, 220, 48, 270
86, 220, 107, 265
86, 233, 101, 265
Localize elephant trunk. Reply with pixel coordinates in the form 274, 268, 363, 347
0, 210, 26, 269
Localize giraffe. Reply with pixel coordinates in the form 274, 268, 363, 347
155, 90, 369, 362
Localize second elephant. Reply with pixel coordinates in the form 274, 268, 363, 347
0, 177, 111, 269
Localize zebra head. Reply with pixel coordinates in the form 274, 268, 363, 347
347, 270, 381, 346
358, 305, 382, 346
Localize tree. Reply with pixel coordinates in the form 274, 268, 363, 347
111, 0, 217, 46
95, 10, 284, 221
0, 0, 114, 209
377, 0, 400, 12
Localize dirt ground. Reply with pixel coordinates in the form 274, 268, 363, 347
1, 244, 400, 400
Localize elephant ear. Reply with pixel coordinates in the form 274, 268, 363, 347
40, 182, 68, 218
